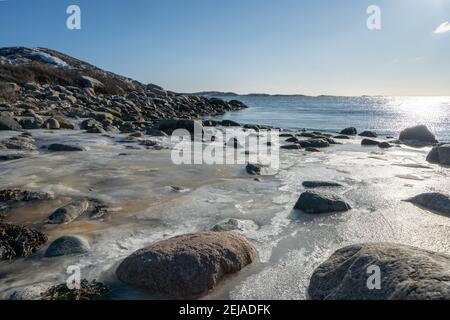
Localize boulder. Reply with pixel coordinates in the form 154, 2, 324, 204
0, 189, 52, 204
211, 219, 259, 232
359, 131, 377, 138
221, 120, 241, 127
48, 200, 91, 224
157, 119, 203, 136
116, 232, 257, 299
45, 235, 90, 257
308, 243, 450, 300
334, 135, 350, 140
361, 139, 380, 146
80, 76, 104, 89
340, 127, 357, 136
281, 144, 302, 150
302, 181, 343, 188
47, 144, 85, 152
0, 117, 22, 131
378, 142, 392, 149
399, 125, 437, 144
44, 118, 60, 130
246, 163, 264, 175
0, 136, 36, 150
298, 139, 330, 148
427, 145, 450, 165
0, 154, 28, 162
294, 191, 351, 214
406, 193, 450, 216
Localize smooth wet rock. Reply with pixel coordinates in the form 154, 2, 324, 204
48, 200, 90, 224
299, 139, 330, 148
399, 125, 438, 144
281, 144, 302, 150
406, 193, 450, 216
334, 135, 351, 140
221, 120, 241, 127
47, 144, 85, 152
294, 191, 351, 214
0, 154, 28, 162
0, 117, 22, 131
302, 181, 343, 188
378, 142, 392, 149
116, 232, 257, 299
359, 131, 377, 138
0, 223, 47, 260
361, 138, 380, 146
246, 163, 264, 175
157, 119, 203, 136
44, 118, 60, 130
340, 127, 357, 136
427, 144, 450, 165
308, 243, 450, 300
211, 219, 259, 232
45, 235, 90, 257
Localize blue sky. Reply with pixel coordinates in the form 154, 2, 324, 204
1, 0, 449, 96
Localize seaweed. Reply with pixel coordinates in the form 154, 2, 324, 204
0, 223, 48, 260
41, 280, 109, 300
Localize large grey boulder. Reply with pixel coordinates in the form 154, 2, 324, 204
340, 127, 357, 136
406, 193, 450, 216
156, 119, 203, 136
308, 243, 450, 300
294, 191, 351, 214
116, 232, 257, 299
399, 125, 438, 144
45, 235, 90, 257
0, 117, 22, 131
47, 144, 85, 152
48, 200, 90, 224
427, 144, 450, 165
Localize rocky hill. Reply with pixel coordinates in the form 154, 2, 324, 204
0, 47, 247, 133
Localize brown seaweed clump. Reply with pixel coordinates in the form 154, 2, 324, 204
41, 280, 109, 300
0, 223, 48, 260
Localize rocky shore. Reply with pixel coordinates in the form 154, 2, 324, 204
1, 47, 449, 300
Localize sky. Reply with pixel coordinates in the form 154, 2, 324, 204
0, 0, 449, 96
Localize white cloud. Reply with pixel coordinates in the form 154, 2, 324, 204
434, 21, 450, 34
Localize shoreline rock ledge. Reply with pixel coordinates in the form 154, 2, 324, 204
308, 243, 450, 300
116, 232, 257, 299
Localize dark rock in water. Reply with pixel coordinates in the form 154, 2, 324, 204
0, 154, 28, 162
48, 200, 90, 224
340, 127, 357, 136
146, 128, 168, 137
298, 139, 330, 149
47, 144, 85, 152
116, 232, 257, 299
246, 163, 266, 175
228, 100, 248, 110
0, 117, 22, 131
281, 144, 302, 150
378, 142, 392, 149
305, 147, 321, 152
359, 131, 378, 138
298, 132, 316, 138
427, 144, 450, 165
294, 191, 351, 214
399, 125, 438, 144
361, 139, 380, 146
157, 119, 203, 136
406, 193, 450, 216
286, 137, 299, 143
48, 199, 109, 224
45, 235, 90, 257
0, 189, 52, 204
211, 219, 259, 232
202, 120, 220, 127
302, 181, 343, 188
308, 243, 450, 300
334, 135, 350, 140
81, 118, 103, 131
221, 120, 241, 127
0, 223, 47, 260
